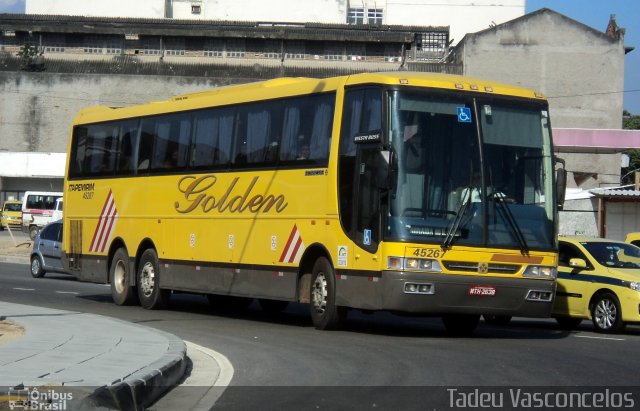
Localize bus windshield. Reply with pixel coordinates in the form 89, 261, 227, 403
386, 89, 556, 251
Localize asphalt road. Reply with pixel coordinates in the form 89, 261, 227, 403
2, 261, 640, 410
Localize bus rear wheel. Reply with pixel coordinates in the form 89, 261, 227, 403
309, 257, 346, 330
137, 249, 170, 309
109, 247, 138, 306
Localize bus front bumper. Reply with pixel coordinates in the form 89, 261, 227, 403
338, 271, 555, 318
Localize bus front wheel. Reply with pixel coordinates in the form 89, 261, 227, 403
109, 247, 138, 306
309, 257, 346, 330
137, 248, 170, 310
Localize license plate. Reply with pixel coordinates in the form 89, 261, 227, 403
468, 285, 496, 296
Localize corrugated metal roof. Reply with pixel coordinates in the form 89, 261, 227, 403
589, 186, 640, 198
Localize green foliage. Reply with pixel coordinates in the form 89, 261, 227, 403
621, 112, 640, 185
624, 115, 640, 130
17, 44, 39, 62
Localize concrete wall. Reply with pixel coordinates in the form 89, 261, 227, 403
559, 197, 599, 237
0, 71, 235, 155
26, 0, 167, 18
559, 152, 623, 189
385, 0, 523, 46
452, 9, 625, 129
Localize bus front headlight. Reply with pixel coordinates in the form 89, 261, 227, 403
387, 257, 442, 272
523, 265, 557, 279
628, 281, 640, 292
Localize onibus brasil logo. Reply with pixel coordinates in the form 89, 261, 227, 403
3, 386, 73, 410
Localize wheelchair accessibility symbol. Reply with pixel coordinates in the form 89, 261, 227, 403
457, 107, 472, 123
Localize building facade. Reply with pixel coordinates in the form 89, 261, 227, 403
25, 0, 524, 47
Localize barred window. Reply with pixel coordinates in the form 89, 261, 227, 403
84, 34, 122, 54
263, 40, 281, 59
285, 41, 305, 60
204, 39, 224, 58
226, 39, 245, 58
142, 37, 161, 56
165, 37, 185, 56
44, 34, 65, 53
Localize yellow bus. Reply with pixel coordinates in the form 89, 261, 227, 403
63, 72, 562, 333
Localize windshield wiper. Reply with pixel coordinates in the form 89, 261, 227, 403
441, 187, 472, 249
491, 192, 529, 254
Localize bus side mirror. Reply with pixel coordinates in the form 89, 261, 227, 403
555, 156, 567, 210
556, 168, 567, 210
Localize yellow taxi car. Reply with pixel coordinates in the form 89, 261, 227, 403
554, 236, 640, 333
625, 232, 640, 247
0, 200, 22, 230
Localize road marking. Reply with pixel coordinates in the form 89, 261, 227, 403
13, 287, 35, 291
575, 335, 625, 341
55, 291, 79, 295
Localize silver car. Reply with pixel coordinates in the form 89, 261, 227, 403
30, 220, 67, 278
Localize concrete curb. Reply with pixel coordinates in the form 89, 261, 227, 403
87, 327, 187, 410
0, 302, 187, 411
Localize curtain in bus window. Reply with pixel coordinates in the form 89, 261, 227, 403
192, 109, 233, 168
309, 100, 333, 161
116, 120, 139, 175
280, 105, 301, 161
70, 126, 88, 178
151, 113, 191, 170
246, 108, 271, 163
85, 123, 119, 176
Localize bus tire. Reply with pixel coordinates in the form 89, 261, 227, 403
309, 257, 346, 330
137, 248, 170, 310
109, 247, 138, 306
442, 314, 480, 336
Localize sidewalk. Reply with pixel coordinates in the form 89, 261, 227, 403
0, 302, 187, 411
0, 230, 31, 265
0, 234, 189, 410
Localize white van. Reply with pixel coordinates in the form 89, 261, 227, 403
22, 191, 63, 240
52, 197, 64, 222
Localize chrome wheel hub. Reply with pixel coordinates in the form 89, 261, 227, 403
311, 272, 328, 314
140, 262, 156, 298
594, 299, 616, 330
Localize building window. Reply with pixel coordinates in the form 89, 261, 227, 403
84, 34, 122, 54
142, 37, 161, 56
347, 44, 365, 61
226, 39, 245, 58
191, 5, 201, 14
415, 31, 448, 60
165, 37, 185, 56
204, 39, 224, 58
324, 42, 343, 60
347, 8, 365, 24
367, 9, 383, 25
44, 34, 65, 53
348, 5, 383, 25
285, 41, 305, 60
262, 40, 281, 59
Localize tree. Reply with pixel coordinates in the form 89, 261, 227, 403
621, 110, 640, 185
16, 44, 45, 71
